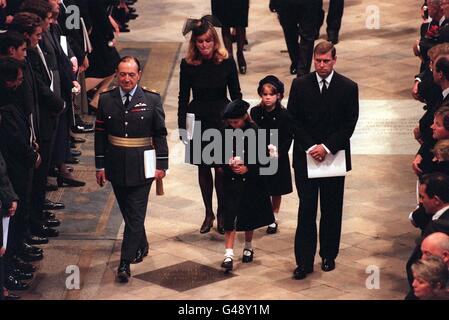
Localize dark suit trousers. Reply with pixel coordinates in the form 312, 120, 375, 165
294, 172, 345, 267
112, 181, 152, 262
326, 0, 344, 34
278, 1, 320, 75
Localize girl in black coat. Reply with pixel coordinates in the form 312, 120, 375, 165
250, 76, 293, 234
220, 99, 274, 272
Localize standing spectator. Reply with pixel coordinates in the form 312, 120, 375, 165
411, 256, 449, 300
317, 0, 345, 44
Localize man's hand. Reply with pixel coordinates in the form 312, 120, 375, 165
309, 144, 328, 162
5, 15, 13, 24
0, 0, 7, 8
96, 170, 107, 187
72, 81, 81, 95
412, 80, 424, 102
71, 57, 79, 73
154, 169, 166, 180
79, 56, 89, 72
413, 126, 424, 145
0, 247, 5, 257
412, 154, 424, 175
8, 201, 18, 217
35, 153, 42, 169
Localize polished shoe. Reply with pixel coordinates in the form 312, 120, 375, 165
65, 157, 80, 165
26, 235, 49, 245
3, 290, 21, 300
131, 245, 149, 264
221, 257, 233, 272
23, 242, 43, 255
4, 275, 29, 291
32, 225, 59, 238
44, 199, 65, 210
9, 269, 34, 280
293, 265, 313, 280
13, 257, 37, 273
19, 250, 43, 262
290, 64, 297, 75
199, 216, 215, 234
117, 260, 131, 283
45, 218, 61, 228
242, 249, 253, 263
327, 31, 339, 45
70, 149, 82, 157
42, 211, 56, 220
71, 136, 86, 144
321, 258, 335, 272
45, 183, 58, 192
72, 124, 94, 134
57, 175, 86, 187
237, 51, 247, 75
266, 222, 278, 234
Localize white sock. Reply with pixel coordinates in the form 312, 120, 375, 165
225, 249, 234, 259
268, 222, 277, 228
244, 242, 252, 251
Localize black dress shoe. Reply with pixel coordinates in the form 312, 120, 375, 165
32, 225, 59, 238
117, 260, 131, 283
131, 245, 149, 264
290, 64, 297, 75
70, 149, 82, 157
71, 136, 86, 144
44, 199, 65, 210
293, 265, 313, 280
19, 251, 43, 262
242, 249, 253, 263
13, 258, 37, 273
65, 157, 80, 164
26, 235, 49, 245
8, 269, 34, 280
57, 175, 86, 187
200, 216, 215, 234
4, 275, 29, 291
45, 183, 58, 192
321, 258, 335, 272
266, 222, 278, 234
4, 291, 21, 300
221, 257, 233, 272
72, 124, 94, 134
42, 211, 56, 220
45, 218, 61, 228
23, 242, 43, 255
327, 31, 339, 45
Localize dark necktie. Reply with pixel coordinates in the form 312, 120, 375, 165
321, 80, 328, 95
124, 93, 131, 107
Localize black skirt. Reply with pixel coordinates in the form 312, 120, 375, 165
211, 0, 249, 27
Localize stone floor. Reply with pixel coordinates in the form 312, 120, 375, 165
20, 0, 427, 300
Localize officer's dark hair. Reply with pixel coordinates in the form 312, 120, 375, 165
419, 172, 449, 203
435, 106, 449, 131
117, 56, 142, 72
20, 0, 53, 20
0, 57, 24, 87
0, 31, 27, 56
314, 41, 336, 59
436, 56, 449, 81
9, 12, 43, 36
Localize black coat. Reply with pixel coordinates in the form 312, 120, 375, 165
0, 120, 18, 212
287, 71, 359, 177
211, 0, 249, 27
95, 86, 169, 187
221, 122, 275, 231
250, 103, 293, 195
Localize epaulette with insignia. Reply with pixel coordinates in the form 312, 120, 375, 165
142, 86, 160, 95
100, 86, 117, 94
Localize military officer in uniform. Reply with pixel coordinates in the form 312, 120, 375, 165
94, 56, 168, 283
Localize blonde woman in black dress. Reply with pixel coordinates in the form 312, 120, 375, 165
178, 16, 242, 235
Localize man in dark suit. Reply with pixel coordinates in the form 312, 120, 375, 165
405, 173, 449, 299
287, 41, 359, 280
95, 56, 168, 283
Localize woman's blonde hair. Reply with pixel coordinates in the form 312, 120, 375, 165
432, 139, 449, 161
185, 26, 228, 65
